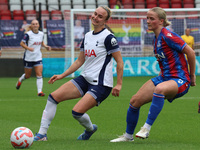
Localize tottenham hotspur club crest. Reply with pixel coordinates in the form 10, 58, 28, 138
111, 38, 118, 46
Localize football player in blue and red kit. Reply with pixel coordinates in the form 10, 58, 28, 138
34, 6, 123, 141
111, 7, 196, 142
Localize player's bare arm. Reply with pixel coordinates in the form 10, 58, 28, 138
182, 45, 196, 86
111, 51, 123, 97
48, 51, 85, 84
20, 41, 34, 51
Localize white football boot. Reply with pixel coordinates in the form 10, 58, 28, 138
110, 134, 134, 142
135, 127, 150, 139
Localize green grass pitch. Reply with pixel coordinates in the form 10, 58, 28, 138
1, 76, 199, 150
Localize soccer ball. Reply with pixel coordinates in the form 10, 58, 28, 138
10, 127, 34, 149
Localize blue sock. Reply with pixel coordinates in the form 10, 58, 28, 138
146, 93, 164, 125
126, 104, 140, 134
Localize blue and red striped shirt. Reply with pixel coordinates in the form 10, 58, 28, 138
153, 27, 190, 82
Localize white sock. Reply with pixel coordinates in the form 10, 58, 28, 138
73, 113, 94, 131
36, 76, 43, 93
38, 98, 57, 135
19, 73, 26, 82
143, 123, 151, 131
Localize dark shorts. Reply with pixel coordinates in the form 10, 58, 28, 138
151, 75, 190, 102
71, 75, 112, 106
23, 60, 43, 69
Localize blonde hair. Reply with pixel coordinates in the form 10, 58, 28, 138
100, 6, 112, 20
150, 7, 171, 27
25, 25, 32, 33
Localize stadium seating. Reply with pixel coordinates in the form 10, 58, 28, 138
183, 3, 194, 8
23, 5, 34, 11
171, 3, 182, 8
159, 3, 170, 8
123, 4, 134, 8
0, 0, 8, 11
134, 0, 145, 4
61, 5, 71, 11
0, 10, 12, 20
51, 10, 62, 20
122, 0, 133, 5
26, 10, 37, 20
10, 4, 21, 11
41, 10, 50, 20
13, 10, 24, 20
134, 3, 145, 8
147, 3, 158, 8
146, 0, 158, 4
187, 11, 199, 19
60, 0, 71, 10
85, 4, 97, 9
97, 0, 109, 6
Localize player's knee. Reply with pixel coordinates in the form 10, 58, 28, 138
25, 75, 31, 79
154, 84, 164, 95
130, 94, 144, 107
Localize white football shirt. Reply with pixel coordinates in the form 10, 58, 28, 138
22, 30, 44, 61
80, 28, 120, 87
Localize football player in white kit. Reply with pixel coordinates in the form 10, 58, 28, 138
16, 20, 51, 96
34, 6, 124, 141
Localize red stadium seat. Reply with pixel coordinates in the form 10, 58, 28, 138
0, 4, 8, 11
51, 10, 62, 20
134, 4, 145, 8
109, 0, 117, 5
174, 11, 186, 19
183, 0, 194, 4
123, 4, 134, 8
183, 3, 194, 8
41, 10, 50, 20
122, 0, 133, 5
159, 3, 170, 8
146, 0, 157, 4
26, 10, 37, 20
14, 16, 25, 20
171, 0, 182, 3
0, 0, 8, 4
1, 15, 11, 20
13, 10, 24, 20
158, 0, 170, 4
187, 11, 198, 19
134, 0, 145, 4
76, 14, 88, 20
171, 3, 182, 8
147, 3, 157, 8
0, 10, 11, 16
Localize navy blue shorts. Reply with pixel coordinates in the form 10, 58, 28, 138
23, 60, 43, 69
71, 75, 112, 106
151, 75, 190, 102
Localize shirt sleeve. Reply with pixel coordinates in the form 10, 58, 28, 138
163, 31, 186, 52
104, 34, 120, 55
80, 38, 85, 51
21, 33, 29, 43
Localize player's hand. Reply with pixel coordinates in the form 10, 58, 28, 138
190, 74, 196, 86
28, 47, 34, 51
112, 84, 122, 97
46, 46, 51, 51
48, 75, 64, 84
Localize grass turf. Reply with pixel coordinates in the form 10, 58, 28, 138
0, 76, 199, 150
